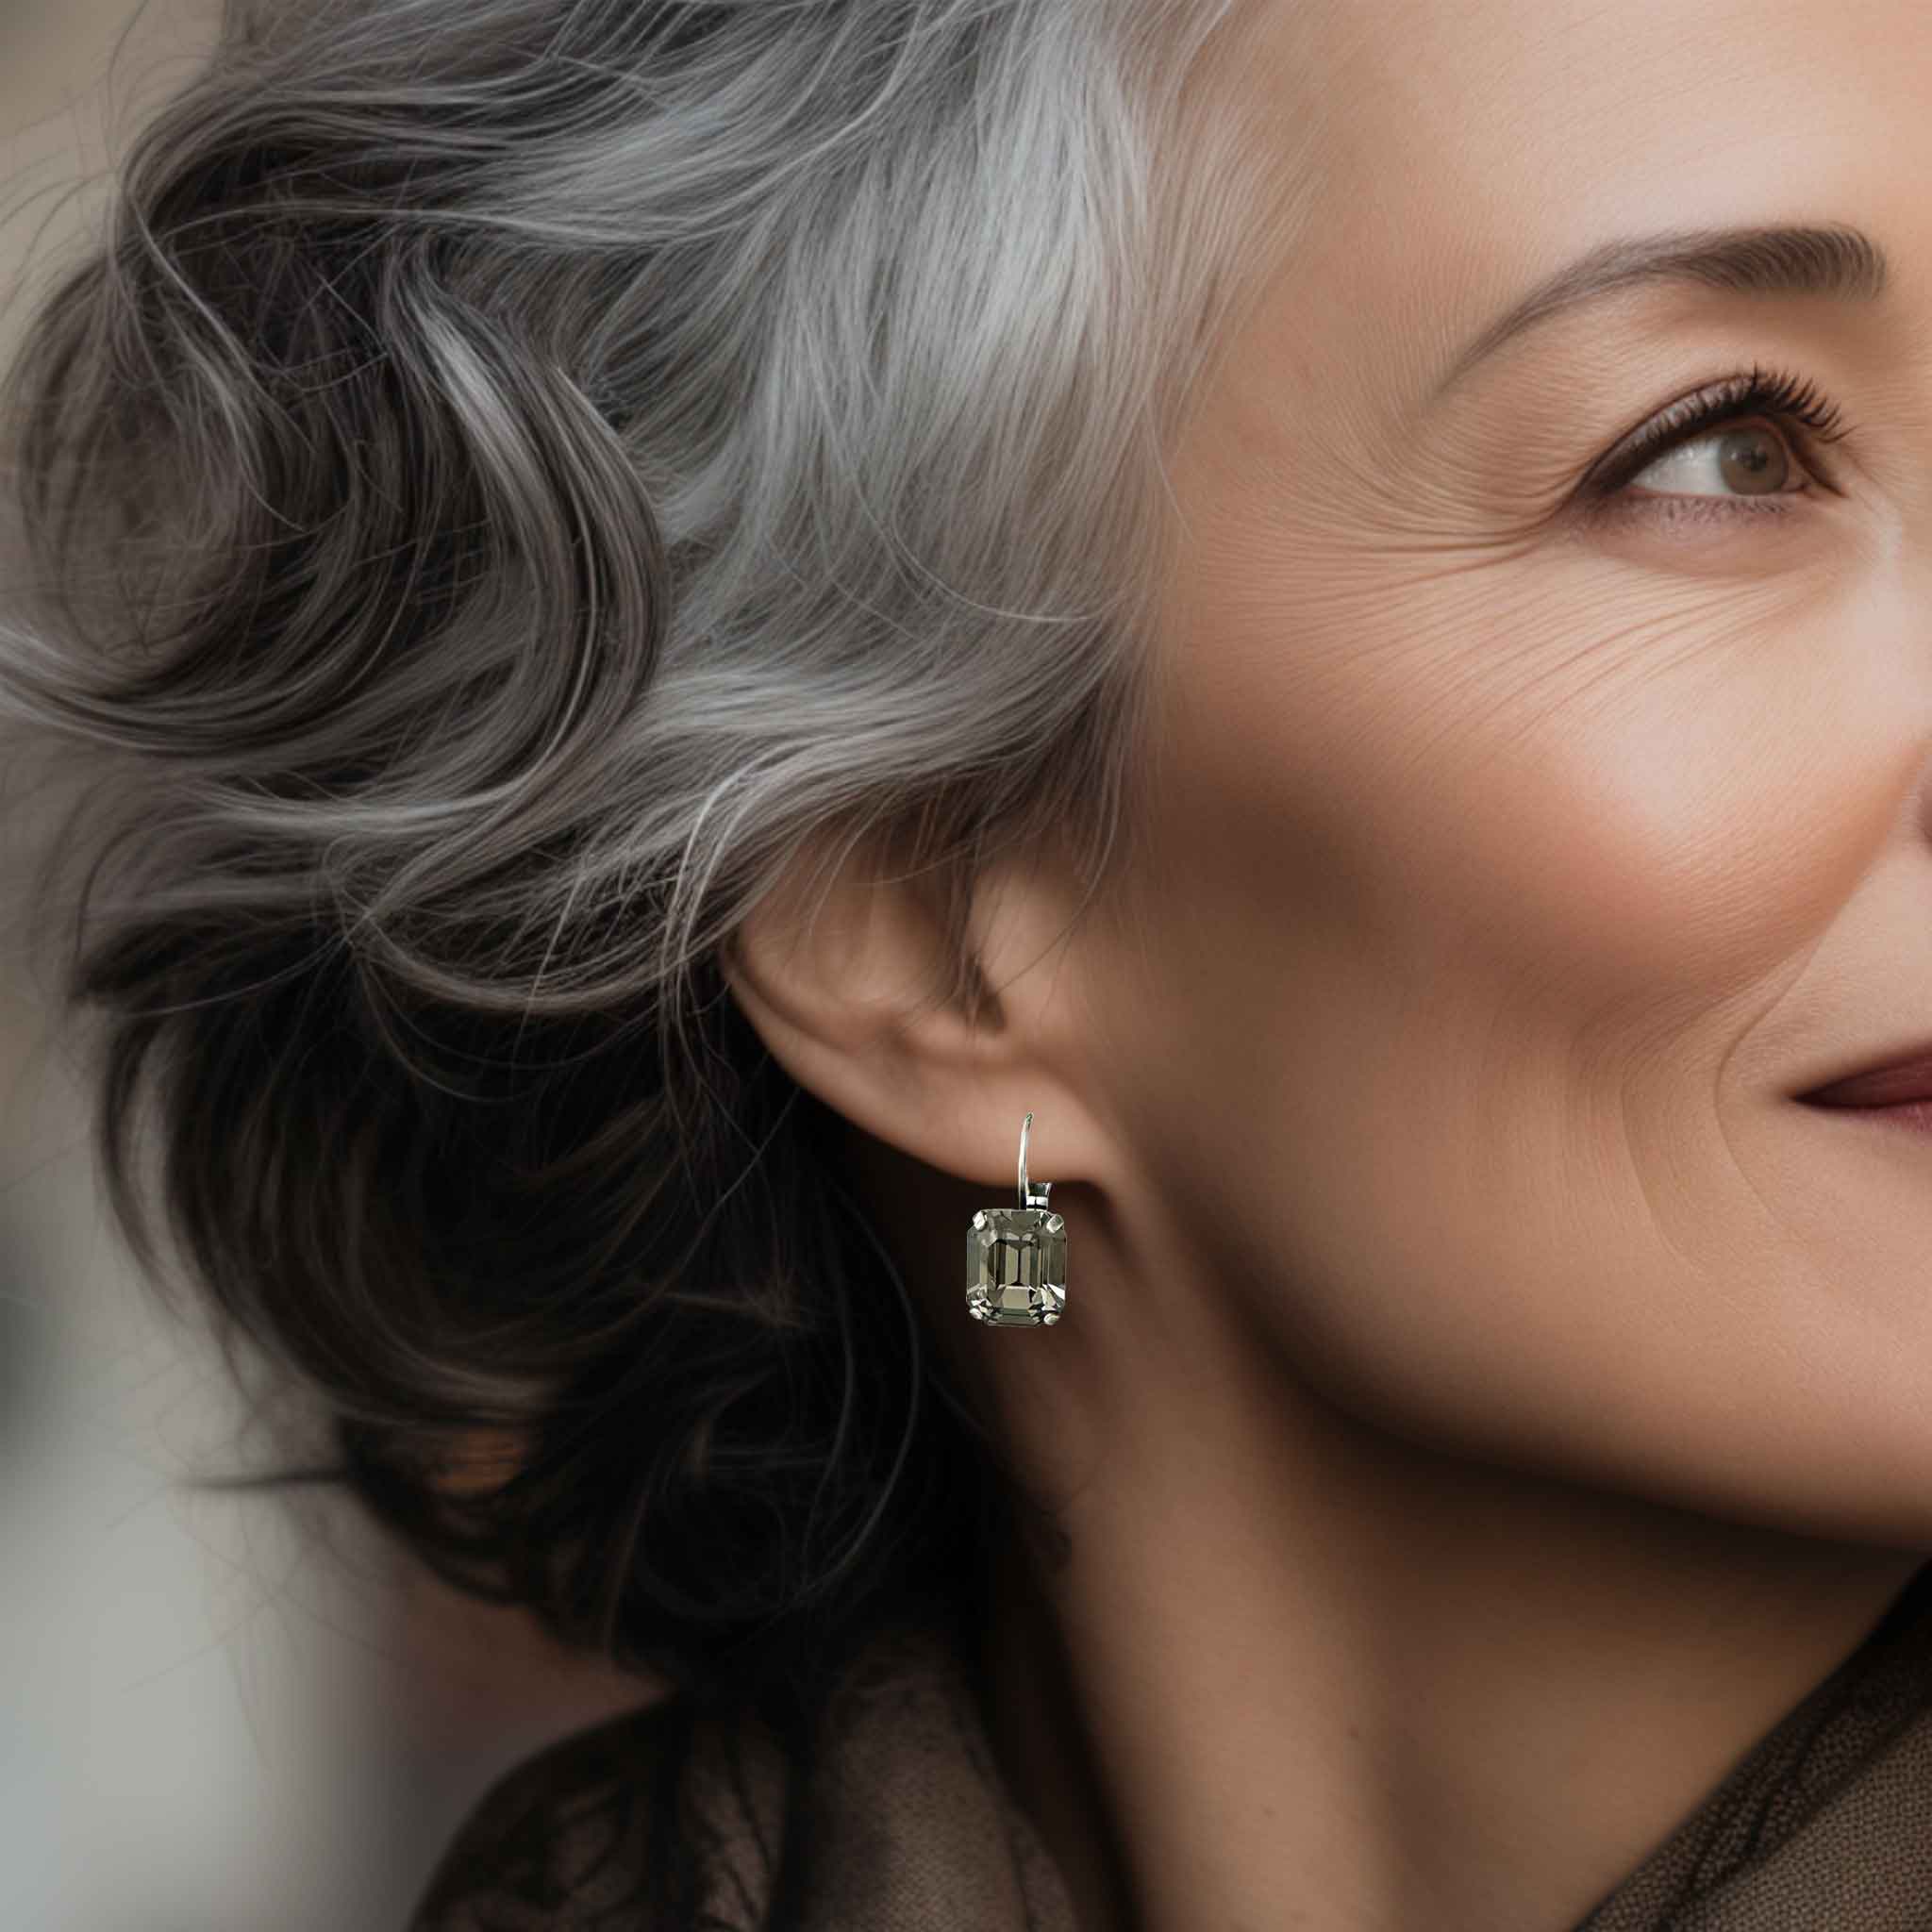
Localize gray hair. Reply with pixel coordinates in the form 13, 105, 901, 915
0, 0, 1301, 1765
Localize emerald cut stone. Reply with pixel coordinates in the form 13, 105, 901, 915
965, 1206, 1066, 1326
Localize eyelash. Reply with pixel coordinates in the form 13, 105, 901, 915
1579, 359, 1853, 528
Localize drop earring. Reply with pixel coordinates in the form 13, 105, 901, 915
964, 1111, 1067, 1326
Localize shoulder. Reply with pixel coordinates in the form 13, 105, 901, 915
406, 1700, 690, 1932
399, 1611, 979, 1931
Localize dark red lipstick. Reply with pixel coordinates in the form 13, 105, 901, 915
1796, 1047, 1932, 1136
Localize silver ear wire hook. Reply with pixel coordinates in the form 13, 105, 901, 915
1018, 1110, 1052, 1210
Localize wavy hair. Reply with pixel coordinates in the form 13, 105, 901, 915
0, 0, 1296, 1791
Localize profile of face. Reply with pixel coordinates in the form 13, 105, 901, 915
1112, 0, 1932, 1549
737, 0, 1932, 1547
721, 0, 1932, 1919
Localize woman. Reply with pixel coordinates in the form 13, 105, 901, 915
7, 0, 1932, 1925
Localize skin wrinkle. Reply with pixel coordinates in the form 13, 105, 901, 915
713, 1, 1932, 1928
1710, 913, 1843, 1234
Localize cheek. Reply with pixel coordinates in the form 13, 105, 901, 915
1103, 552, 1923, 1459
1157, 553, 1910, 1040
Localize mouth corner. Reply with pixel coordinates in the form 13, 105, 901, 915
1791, 1047, 1932, 1110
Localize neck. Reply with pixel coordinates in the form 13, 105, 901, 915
969, 1285, 1924, 1932
847, 1126, 1928, 1932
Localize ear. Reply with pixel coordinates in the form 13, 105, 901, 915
718, 826, 1108, 1199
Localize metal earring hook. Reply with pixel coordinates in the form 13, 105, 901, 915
1017, 1111, 1052, 1210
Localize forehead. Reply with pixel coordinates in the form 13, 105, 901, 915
1233, 0, 1932, 401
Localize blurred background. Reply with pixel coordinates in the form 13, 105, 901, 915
0, 5, 660, 1927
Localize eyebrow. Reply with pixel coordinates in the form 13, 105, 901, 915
1428, 223, 1889, 402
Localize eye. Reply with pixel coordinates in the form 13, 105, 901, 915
1578, 360, 1852, 528
1621, 420, 1803, 502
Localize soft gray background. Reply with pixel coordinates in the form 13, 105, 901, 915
0, 6, 657, 1927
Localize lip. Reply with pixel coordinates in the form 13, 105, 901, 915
1795, 1047, 1932, 1108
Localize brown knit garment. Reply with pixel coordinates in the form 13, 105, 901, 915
408, 1559, 1932, 1930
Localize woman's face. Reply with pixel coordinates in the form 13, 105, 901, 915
1087, 0, 1932, 1541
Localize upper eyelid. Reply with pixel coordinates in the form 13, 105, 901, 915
1601, 391, 1790, 478
1581, 375, 1851, 503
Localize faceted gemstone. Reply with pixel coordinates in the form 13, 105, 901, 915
965, 1207, 1067, 1326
